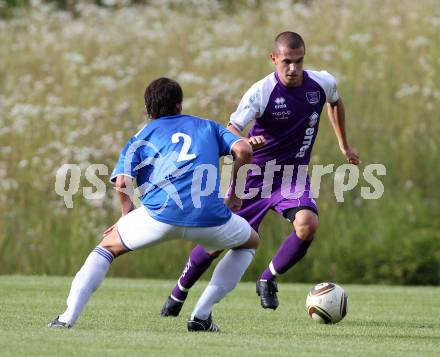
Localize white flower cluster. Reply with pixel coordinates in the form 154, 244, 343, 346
0, 0, 437, 239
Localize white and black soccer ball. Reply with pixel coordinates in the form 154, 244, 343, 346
306, 282, 348, 324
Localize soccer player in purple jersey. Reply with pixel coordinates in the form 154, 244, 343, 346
161, 31, 360, 315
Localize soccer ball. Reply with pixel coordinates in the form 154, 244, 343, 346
306, 282, 348, 324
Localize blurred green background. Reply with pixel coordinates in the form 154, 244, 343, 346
0, 0, 439, 284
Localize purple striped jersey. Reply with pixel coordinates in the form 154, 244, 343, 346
230, 70, 339, 168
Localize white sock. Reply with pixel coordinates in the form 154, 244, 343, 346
58, 246, 113, 326
191, 248, 255, 320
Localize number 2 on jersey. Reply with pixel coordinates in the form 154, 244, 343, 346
171, 133, 197, 162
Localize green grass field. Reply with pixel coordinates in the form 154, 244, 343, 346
0, 276, 439, 356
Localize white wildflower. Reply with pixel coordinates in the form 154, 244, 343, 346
388, 17, 401, 26
349, 33, 372, 45
426, 16, 440, 27
395, 84, 420, 98
407, 36, 429, 49
64, 52, 85, 64
94, 76, 118, 91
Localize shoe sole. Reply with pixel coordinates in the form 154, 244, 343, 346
187, 323, 220, 332
160, 311, 180, 317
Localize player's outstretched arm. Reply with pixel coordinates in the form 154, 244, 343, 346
327, 98, 361, 165
227, 123, 265, 150
226, 140, 253, 212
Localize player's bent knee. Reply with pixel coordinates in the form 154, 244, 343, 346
295, 223, 318, 241
237, 229, 260, 249
208, 250, 223, 258
252, 230, 260, 248
293, 211, 318, 240
249, 237, 259, 249
99, 227, 129, 258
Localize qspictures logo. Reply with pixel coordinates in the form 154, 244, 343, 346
54, 137, 386, 210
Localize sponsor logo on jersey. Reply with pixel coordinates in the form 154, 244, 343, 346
272, 110, 292, 120
306, 91, 320, 105
274, 96, 287, 109
295, 112, 319, 158
309, 112, 319, 127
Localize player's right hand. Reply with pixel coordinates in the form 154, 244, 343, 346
248, 135, 265, 149
341, 146, 361, 165
224, 194, 243, 212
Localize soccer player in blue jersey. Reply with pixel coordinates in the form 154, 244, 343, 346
48, 78, 259, 332
161, 32, 360, 315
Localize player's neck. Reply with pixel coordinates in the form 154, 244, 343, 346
276, 71, 304, 88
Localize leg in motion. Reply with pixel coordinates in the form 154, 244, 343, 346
257, 209, 318, 310
48, 227, 128, 328
161, 245, 221, 317
188, 228, 259, 332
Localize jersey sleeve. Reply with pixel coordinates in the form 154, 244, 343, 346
229, 74, 277, 131
323, 71, 339, 103
308, 70, 339, 103
229, 83, 262, 131
109, 137, 141, 183
214, 122, 243, 156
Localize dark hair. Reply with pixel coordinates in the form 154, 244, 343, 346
144, 78, 183, 119
274, 31, 306, 53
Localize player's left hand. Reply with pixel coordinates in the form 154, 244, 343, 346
224, 194, 243, 212
341, 146, 361, 165
248, 135, 265, 149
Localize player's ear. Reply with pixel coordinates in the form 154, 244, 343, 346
176, 102, 182, 113
269, 51, 277, 64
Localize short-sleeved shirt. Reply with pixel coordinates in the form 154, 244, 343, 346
111, 114, 241, 227
230, 70, 339, 171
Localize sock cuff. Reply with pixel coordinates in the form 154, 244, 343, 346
290, 231, 314, 245
93, 246, 114, 264
170, 294, 185, 303
177, 280, 189, 292
269, 261, 278, 276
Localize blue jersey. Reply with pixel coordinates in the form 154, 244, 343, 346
110, 114, 241, 227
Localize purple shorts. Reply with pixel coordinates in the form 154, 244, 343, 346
235, 174, 318, 232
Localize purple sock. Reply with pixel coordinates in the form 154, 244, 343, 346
171, 245, 214, 302
260, 232, 313, 281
